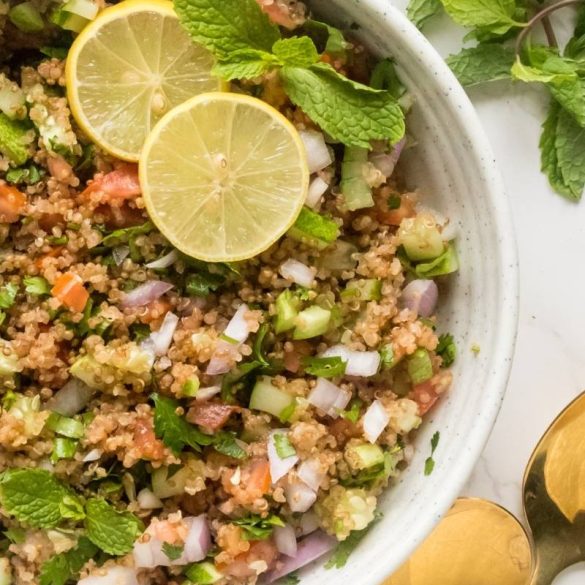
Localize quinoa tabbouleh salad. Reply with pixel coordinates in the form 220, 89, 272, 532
0, 0, 459, 583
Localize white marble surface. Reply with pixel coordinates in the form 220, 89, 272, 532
388, 5, 585, 582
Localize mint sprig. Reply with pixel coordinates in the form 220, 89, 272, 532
39, 537, 98, 585
173, 0, 406, 148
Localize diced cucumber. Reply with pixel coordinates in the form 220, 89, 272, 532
274, 290, 301, 334
9, 2, 44, 32
340, 279, 382, 302
407, 348, 433, 384
288, 207, 340, 249
293, 305, 331, 340
46, 413, 84, 438
0, 351, 20, 377
51, 0, 98, 33
347, 443, 385, 470
341, 147, 374, 210
185, 561, 223, 584
0, 557, 12, 585
63, 0, 99, 19
249, 376, 295, 419
181, 377, 200, 397
316, 240, 358, 271
398, 215, 444, 261
0, 74, 26, 121
414, 243, 459, 278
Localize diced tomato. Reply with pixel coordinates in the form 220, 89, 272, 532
133, 417, 166, 461
0, 184, 26, 223
186, 402, 237, 432
255, 0, 298, 29
95, 203, 145, 229
81, 164, 141, 201
51, 272, 89, 312
247, 459, 271, 495
409, 380, 440, 416
373, 190, 416, 226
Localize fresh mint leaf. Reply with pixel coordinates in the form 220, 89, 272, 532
101, 221, 154, 247
0, 283, 18, 309
407, 0, 442, 29
0, 468, 81, 529
302, 20, 348, 56
234, 514, 285, 540
152, 393, 212, 454
436, 333, 457, 367
446, 45, 515, 87
370, 59, 406, 101
213, 48, 279, 80
162, 542, 184, 561
24, 276, 50, 296
280, 63, 405, 147
550, 78, 585, 127
273, 433, 296, 459
555, 106, 585, 201
440, 0, 518, 29
213, 431, 247, 459
173, 0, 280, 58
540, 101, 568, 196
278, 575, 301, 585
273, 37, 319, 68
424, 431, 441, 476
39, 537, 98, 585
84, 498, 143, 555
303, 356, 347, 378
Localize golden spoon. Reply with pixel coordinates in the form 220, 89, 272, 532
385, 390, 585, 585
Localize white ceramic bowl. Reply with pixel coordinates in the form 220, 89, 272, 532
301, 1, 520, 583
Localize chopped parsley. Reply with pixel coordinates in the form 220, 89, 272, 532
436, 333, 456, 367
387, 194, 402, 209
162, 542, 184, 561
339, 399, 362, 423
23, 276, 50, 296
0, 283, 18, 309
273, 433, 296, 459
303, 356, 347, 378
233, 514, 285, 540
424, 431, 440, 476
213, 431, 247, 460
325, 515, 380, 569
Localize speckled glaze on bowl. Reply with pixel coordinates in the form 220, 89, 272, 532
301, 1, 520, 583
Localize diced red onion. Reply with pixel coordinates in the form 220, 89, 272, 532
268, 430, 299, 484
133, 515, 210, 568
299, 130, 333, 174
264, 531, 337, 583
206, 340, 240, 375
297, 458, 326, 492
82, 448, 102, 463
45, 378, 94, 416
369, 137, 405, 178
137, 488, 163, 510
321, 345, 380, 377
362, 399, 390, 443
121, 280, 173, 308
285, 480, 317, 513
145, 249, 179, 269
279, 259, 315, 289
274, 524, 298, 558
299, 512, 320, 536
401, 279, 438, 317
307, 378, 351, 418
78, 567, 139, 585
223, 303, 251, 344
305, 176, 329, 209
182, 515, 211, 564
195, 386, 221, 401
112, 245, 130, 266
144, 311, 178, 356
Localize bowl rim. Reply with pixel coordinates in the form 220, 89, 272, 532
312, 1, 520, 582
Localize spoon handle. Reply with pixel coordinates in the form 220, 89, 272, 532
529, 563, 557, 585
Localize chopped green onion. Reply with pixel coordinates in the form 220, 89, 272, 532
303, 356, 346, 378
279, 401, 296, 423
288, 207, 340, 249
340, 147, 374, 210
436, 333, 456, 367
293, 305, 331, 340
46, 413, 85, 438
51, 437, 77, 462
273, 433, 296, 459
181, 377, 200, 397
340, 399, 362, 423
46, 235, 68, 245
23, 276, 50, 296
407, 348, 433, 385
387, 194, 401, 210
9, 2, 44, 32
379, 344, 396, 369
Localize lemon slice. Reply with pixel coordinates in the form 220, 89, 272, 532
139, 93, 309, 262
66, 0, 221, 161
